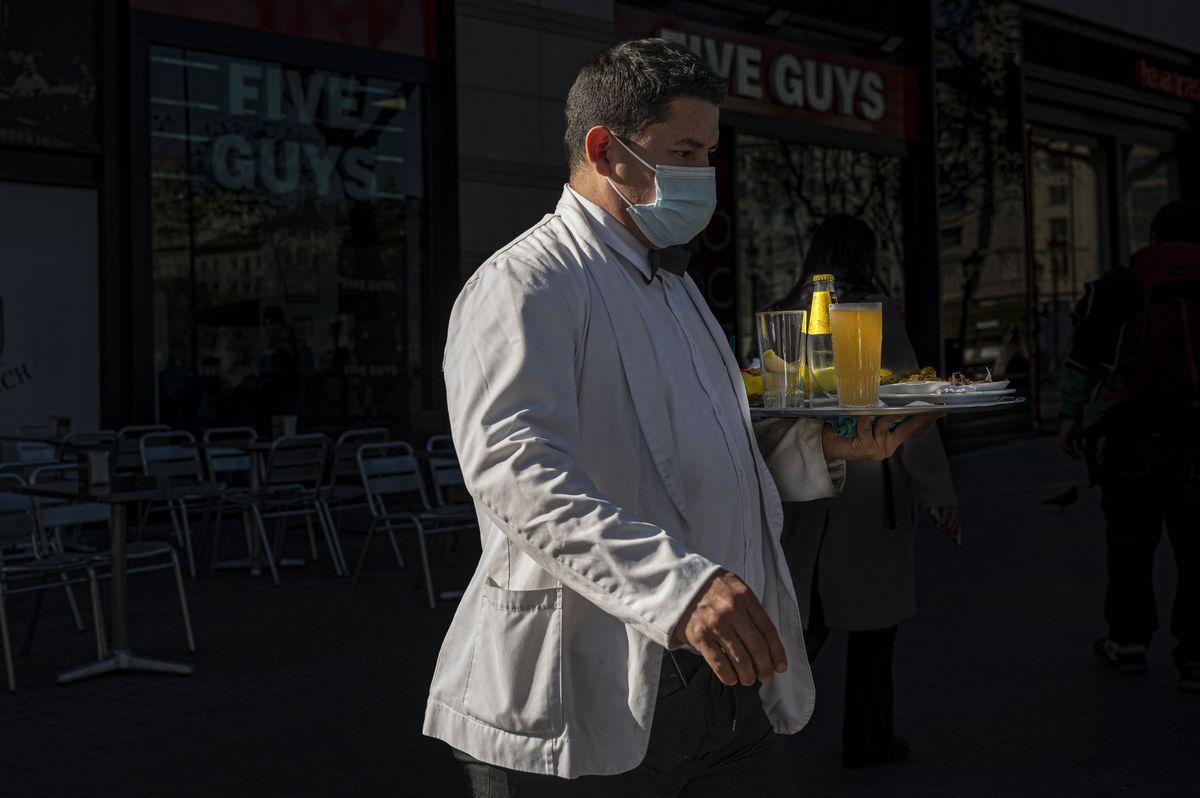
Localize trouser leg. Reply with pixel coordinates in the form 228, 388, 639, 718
804, 573, 831, 662
1100, 449, 1163, 647
1163, 458, 1200, 666
842, 624, 898, 760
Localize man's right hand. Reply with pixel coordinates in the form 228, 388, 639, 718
672, 570, 788, 687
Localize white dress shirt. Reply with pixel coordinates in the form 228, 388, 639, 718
566, 186, 766, 598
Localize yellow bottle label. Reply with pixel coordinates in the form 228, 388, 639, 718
808, 290, 831, 335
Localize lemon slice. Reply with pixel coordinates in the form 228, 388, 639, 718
762, 349, 787, 373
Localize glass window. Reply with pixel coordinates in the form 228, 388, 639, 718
733, 133, 905, 361
0, 0, 98, 150
936, 0, 1030, 421
1122, 144, 1175, 255
1029, 133, 1105, 419
148, 45, 424, 432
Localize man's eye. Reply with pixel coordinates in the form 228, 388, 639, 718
674, 150, 693, 159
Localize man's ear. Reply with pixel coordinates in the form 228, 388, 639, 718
584, 126, 613, 178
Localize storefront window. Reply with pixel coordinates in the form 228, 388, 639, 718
0, 0, 98, 150
935, 0, 1028, 407
1123, 144, 1175, 254
148, 45, 423, 431
733, 133, 904, 361
1028, 132, 1105, 419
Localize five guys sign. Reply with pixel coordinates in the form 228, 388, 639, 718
615, 6, 917, 141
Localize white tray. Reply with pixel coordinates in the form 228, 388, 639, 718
749, 396, 1026, 418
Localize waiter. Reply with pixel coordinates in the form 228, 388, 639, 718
423, 38, 939, 796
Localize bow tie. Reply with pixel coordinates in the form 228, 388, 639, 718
645, 245, 694, 284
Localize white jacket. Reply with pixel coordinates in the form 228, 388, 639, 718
422, 187, 841, 778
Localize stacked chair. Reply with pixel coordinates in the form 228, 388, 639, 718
351, 438, 477, 607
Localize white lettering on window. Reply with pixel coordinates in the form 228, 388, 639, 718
859, 71, 885, 121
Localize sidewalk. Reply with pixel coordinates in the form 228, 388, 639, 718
781, 437, 1200, 797
1, 437, 1196, 796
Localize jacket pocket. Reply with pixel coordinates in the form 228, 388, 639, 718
462, 580, 563, 737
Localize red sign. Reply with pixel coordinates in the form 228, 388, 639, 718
131, 0, 437, 60
1135, 59, 1200, 103
616, 6, 917, 141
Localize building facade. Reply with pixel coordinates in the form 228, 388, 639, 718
0, 0, 1196, 439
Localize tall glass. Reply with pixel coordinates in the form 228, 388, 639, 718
756, 310, 808, 409
830, 303, 883, 406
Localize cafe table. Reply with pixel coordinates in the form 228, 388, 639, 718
16, 476, 224, 683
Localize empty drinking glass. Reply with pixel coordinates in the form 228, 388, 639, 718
756, 310, 808, 409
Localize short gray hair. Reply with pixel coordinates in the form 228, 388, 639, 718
563, 38, 726, 171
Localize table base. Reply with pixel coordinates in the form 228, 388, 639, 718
57, 648, 194, 683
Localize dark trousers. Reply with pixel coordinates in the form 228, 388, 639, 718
454, 650, 796, 797
805, 580, 898, 761
1099, 433, 1200, 667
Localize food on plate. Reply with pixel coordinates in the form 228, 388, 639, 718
880, 366, 939, 385
740, 367, 763, 406
948, 367, 995, 387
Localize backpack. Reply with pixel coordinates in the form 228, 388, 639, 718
1115, 242, 1200, 411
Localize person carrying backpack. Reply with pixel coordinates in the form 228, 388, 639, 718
1058, 200, 1200, 695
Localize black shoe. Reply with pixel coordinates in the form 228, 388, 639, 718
1094, 637, 1148, 675
842, 736, 910, 769
1179, 663, 1200, 695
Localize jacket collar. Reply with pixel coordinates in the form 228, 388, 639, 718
556, 187, 689, 519
563, 184, 654, 282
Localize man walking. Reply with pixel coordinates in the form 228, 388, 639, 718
424, 39, 939, 794
1059, 201, 1200, 694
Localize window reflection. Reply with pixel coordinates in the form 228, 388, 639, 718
1123, 144, 1174, 254
734, 133, 904, 361
1029, 133, 1104, 419
149, 46, 423, 432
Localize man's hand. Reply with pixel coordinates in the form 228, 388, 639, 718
672, 570, 788, 687
1058, 418, 1082, 459
821, 414, 944, 462
931, 506, 961, 545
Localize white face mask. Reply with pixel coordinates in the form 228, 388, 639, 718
606, 135, 717, 249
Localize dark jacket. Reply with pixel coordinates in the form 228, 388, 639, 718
1060, 241, 1200, 436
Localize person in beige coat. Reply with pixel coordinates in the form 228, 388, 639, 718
770, 215, 960, 769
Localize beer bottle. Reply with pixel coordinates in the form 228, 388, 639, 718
807, 274, 838, 401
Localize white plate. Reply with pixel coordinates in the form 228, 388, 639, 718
919, 388, 1016, 404
939, 380, 1010, 393
879, 381, 950, 397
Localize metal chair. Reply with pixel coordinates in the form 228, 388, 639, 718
201, 427, 258, 486
0, 460, 59, 480
14, 425, 56, 463
114, 424, 170, 477
322, 428, 389, 533
224, 434, 345, 585
0, 473, 106, 692
352, 442, 477, 607
30, 464, 195, 654
139, 431, 209, 577
424, 435, 474, 515
198, 427, 258, 573
60, 430, 118, 464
